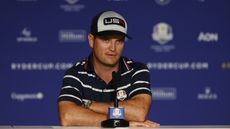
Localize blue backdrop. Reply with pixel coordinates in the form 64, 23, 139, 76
0, 0, 230, 126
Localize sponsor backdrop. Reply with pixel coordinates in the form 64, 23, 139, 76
0, 0, 230, 126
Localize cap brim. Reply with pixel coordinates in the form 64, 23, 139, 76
95, 31, 132, 40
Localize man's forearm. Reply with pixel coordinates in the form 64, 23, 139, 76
90, 100, 147, 121
89, 94, 151, 122
120, 99, 148, 121
89, 101, 113, 114
59, 101, 107, 126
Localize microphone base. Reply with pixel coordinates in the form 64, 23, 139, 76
101, 119, 129, 128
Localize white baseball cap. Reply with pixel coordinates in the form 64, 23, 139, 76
90, 11, 132, 39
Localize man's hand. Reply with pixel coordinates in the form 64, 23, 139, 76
130, 120, 160, 128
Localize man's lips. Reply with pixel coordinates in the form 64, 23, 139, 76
106, 53, 117, 56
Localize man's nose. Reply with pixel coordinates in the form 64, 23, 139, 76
109, 41, 116, 51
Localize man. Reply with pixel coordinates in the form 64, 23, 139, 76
58, 10, 160, 127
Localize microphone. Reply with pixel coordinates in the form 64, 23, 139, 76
112, 71, 119, 108
101, 71, 129, 128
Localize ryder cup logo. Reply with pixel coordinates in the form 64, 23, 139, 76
117, 90, 127, 101
65, 0, 78, 4
60, 0, 85, 12
112, 108, 122, 118
109, 107, 124, 119
152, 22, 173, 45
154, 0, 171, 6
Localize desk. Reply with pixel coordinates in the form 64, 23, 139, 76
0, 126, 230, 129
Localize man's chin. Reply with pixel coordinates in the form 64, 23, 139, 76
104, 63, 117, 67
103, 61, 118, 67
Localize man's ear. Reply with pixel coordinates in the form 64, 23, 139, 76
88, 34, 94, 48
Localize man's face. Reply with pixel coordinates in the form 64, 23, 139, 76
89, 34, 125, 67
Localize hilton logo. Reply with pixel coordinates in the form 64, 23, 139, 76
151, 87, 177, 100
59, 30, 86, 42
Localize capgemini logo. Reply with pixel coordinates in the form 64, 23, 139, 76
152, 22, 173, 45
11, 92, 44, 101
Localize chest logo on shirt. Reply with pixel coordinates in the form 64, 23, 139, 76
117, 90, 127, 101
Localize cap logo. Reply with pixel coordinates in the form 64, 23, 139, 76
103, 17, 125, 28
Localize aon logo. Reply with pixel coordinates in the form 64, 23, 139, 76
198, 32, 218, 42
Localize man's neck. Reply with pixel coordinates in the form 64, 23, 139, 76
93, 60, 119, 85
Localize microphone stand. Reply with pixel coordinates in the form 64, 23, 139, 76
101, 72, 129, 128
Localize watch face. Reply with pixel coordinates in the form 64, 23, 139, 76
84, 100, 92, 108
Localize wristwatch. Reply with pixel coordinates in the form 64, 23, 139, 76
83, 100, 92, 109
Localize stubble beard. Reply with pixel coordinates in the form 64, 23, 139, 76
93, 53, 120, 68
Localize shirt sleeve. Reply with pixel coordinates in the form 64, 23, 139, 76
128, 63, 152, 98
57, 67, 83, 105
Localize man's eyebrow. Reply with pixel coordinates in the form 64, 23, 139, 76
118, 37, 125, 41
